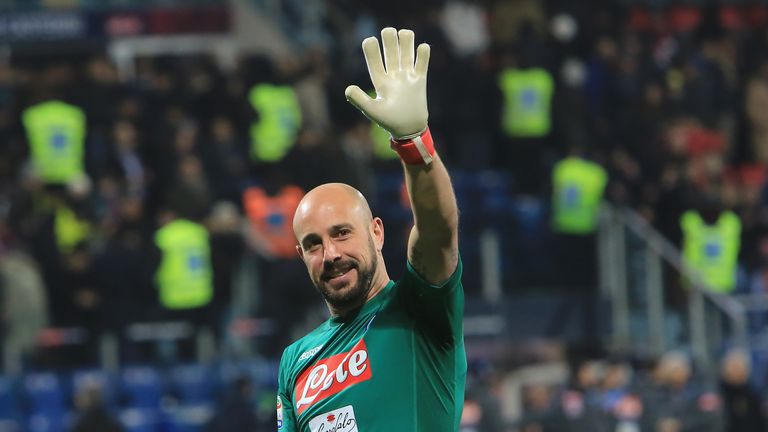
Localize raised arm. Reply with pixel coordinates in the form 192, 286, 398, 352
345, 27, 459, 285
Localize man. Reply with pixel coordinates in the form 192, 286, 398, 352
276, 27, 465, 431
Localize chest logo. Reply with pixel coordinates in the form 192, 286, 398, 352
295, 339, 372, 414
308, 405, 358, 432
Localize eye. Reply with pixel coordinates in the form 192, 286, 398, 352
304, 239, 321, 252
336, 228, 352, 238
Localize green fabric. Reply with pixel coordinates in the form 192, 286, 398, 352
499, 68, 554, 138
371, 123, 398, 160
278, 259, 466, 431
248, 84, 302, 162
681, 210, 741, 293
552, 157, 608, 234
22, 100, 86, 184
54, 206, 91, 254
154, 219, 213, 309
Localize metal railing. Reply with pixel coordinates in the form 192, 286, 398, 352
598, 204, 748, 371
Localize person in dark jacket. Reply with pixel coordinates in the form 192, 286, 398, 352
720, 349, 766, 432
71, 385, 123, 432
205, 376, 260, 432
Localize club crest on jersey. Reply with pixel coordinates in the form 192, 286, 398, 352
308, 405, 358, 432
295, 339, 372, 414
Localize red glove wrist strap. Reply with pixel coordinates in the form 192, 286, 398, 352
390, 128, 435, 165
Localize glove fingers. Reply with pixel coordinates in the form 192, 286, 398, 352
398, 29, 415, 72
415, 43, 431, 77
344, 85, 375, 115
362, 37, 386, 89
381, 27, 399, 74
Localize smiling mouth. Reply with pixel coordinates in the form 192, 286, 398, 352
327, 270, 349, 280
321, 266, 354, 282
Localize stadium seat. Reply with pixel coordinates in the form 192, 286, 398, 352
169, 364, 214, 405
23, 373, 66, 416
120, 366, 165, 409
119, 407, 159, 432
27, 412, 71, 432
0, 376, 22, 431
164, 403, 215, 432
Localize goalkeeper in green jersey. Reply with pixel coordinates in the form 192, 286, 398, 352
277, 27, 465, 431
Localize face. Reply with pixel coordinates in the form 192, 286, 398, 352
295, 194, 383, 313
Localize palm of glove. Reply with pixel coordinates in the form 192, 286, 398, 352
345, 27, 431, 140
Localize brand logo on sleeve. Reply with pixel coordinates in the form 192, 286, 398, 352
295, 339, 372, 414
308, 405, 358, 432
277, 396, 284, 428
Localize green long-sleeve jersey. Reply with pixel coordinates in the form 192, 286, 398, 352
277, 259, 466, 431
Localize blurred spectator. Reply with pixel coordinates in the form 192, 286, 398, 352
206, 201, 246, 336
205, 376, 259, 432
549, 149, 607, 328
680, 196, 741, 294
720, 349, 765, 432
745, 59, 768, 164
653, 351, 724, 432
547, 360, 609, 432
0, 217, 49, 366
71, 384, 123, 432
22, 99, 87, 186
200, 116, 248, 204
151, 209, 215, 360
107, 120, 146, 198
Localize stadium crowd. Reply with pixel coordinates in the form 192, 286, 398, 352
1, 0, 768, 430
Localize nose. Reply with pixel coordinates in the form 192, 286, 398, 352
322, 239, 341, 264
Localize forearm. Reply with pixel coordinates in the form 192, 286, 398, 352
404, 152, 459, 284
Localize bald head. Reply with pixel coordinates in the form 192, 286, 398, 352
292, 183, 388, 316
293, 183, 373, 241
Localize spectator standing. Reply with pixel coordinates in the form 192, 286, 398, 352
205, 376, 259, 432
720, 349, 765, 432
71, 384, 123, 432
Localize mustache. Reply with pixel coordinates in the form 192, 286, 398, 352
320, 260, 357, 280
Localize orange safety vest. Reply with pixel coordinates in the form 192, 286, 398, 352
243, 185, 304, 258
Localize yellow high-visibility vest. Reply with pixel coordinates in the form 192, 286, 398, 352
54, 206, 91, 254
154, 219, 213, 309
499, 68, 554, 138
552, 157, 607, 234
22, 101, 86, 184
681, 210, 741, 293
248, 84, 302, 163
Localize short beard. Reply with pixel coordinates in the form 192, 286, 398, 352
316, 236, 378, 314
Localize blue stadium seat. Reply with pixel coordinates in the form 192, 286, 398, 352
169, 364, 214, 405
27, 412, 71, 432
23, 373, 66, 416
0, 376, 22, 431
119, 407, 159, 432
164, 404, 215, 432
120, 366, 165, 409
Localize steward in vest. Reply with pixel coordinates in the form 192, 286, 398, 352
681, 208, 741, 294
552, 156, 608, 235
154, 218, 213, 310
248, 83, 302, 163
499, 67, 554, 138
242, 184, 304, 259
22, 100, 86, 184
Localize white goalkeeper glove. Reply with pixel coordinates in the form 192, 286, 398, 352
345, 27, 431, 141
